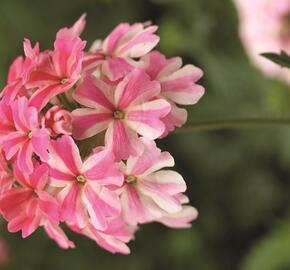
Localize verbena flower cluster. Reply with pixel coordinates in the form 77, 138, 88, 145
0, 15, 204, 254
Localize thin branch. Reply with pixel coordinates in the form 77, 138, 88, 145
174, 117, 290, 134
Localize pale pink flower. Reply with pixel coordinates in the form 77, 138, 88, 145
117, 138, 187, 226
233, 0, 290, 83
72, 69, 170, 160
69, 217, 134, 254
47, 135, 123, 230
0, 163, 60, 238
142, 51, 204, 136
43, 105, 72, 136
85, 22, 159, 81
2, 97, 50, 173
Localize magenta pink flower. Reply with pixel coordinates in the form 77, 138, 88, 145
0, 40, 40, 104
117, 138, 187, 225
2, 97, 50, 173
0, 163, 60, 238
47, 135, 123, 230
72, 69, 170, 160
86, 22, 159, 81
142, 51, 205, 136
26, 28, 86, 110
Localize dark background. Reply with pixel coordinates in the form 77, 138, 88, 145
1, 0, 290, 269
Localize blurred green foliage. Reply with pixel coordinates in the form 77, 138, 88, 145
1, 0, 290, 269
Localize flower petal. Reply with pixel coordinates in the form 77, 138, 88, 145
31, 128, 50, 161
115, 69, 161, 109
44, 222, 75, 249
105, 121, 143, 160
161, 65, 205, 105
158, 206, 198, 228
73, 75, 114, 110
58, 183, 87, 228
102, 57, 135, 81
126, 99, 170, 139
48, 135, 82, 176
127, 138, 174, 176
72, 108, 112, 140
83, 149, 123, 186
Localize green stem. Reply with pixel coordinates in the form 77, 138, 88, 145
57, 93, 75, 110
175, 117, 290, 134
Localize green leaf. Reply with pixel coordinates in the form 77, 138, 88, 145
240, 219, 290, 270
261, 51, 290, 68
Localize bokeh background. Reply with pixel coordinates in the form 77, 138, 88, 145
1, 0, 290, 269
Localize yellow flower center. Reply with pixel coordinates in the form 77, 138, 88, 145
28, 131, 33, 139
125, 175, 138, 184
60, 77, 69, 85
113, 110, 125, 120
76, 175, 86, 183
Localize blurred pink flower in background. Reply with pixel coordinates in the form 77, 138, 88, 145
0, 236, 10, 266
233, 0, 290, 83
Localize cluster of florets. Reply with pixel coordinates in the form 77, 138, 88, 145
0, 14, 204, 254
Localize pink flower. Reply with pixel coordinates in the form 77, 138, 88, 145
117, 139, 187, 226
86, 22, 159, 81
69, 217, 133, 254
0, 40, 40, 104
43, 105, 72, 136
47, 135, 123, 230
233, 0, 290, 83
2, 97, 50, 173
0, 163, 60, 238
72, 69, 170, 160
26, 26, 86, 110
0, 237, 11, 266
142, 51, 205, 136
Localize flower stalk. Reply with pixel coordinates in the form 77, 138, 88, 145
176, 116, 290, 133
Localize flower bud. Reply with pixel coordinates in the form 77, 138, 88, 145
44, 106, 72, 136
